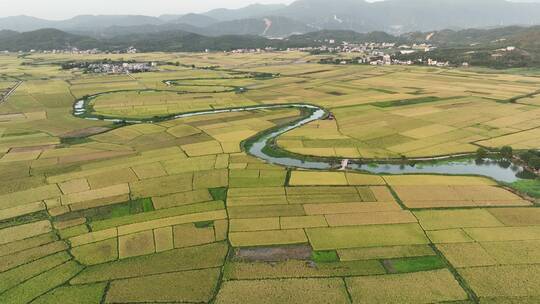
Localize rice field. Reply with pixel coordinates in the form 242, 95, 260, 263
0, 51, 539, 303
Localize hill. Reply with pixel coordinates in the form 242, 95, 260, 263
397, 26, 540, 68
406, 26, 540, 50
2, 25, 540, 68
0, 29, 18, 39
0, 28, 101, 51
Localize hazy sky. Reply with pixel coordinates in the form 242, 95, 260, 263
0, 0, 300, 20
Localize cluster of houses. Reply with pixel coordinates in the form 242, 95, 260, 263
291, 41, 400, 54
491, 46, 518, 58
85, 62, 158, 74
426, 58, 450, 67
2, 46, 139, 55
228, 47, 278, 53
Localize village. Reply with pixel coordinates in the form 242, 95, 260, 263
60, 60, 158, 74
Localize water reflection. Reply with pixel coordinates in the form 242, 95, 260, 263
351, 159, 527, 183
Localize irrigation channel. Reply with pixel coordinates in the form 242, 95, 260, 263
74, 98, 530, 183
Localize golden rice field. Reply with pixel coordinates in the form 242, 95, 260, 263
0, 51, 539, 303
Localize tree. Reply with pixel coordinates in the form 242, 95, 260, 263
529, 157, 540, 170
520, 151, 534, 163
476, 147, 488, 160
500, 146, 513, 159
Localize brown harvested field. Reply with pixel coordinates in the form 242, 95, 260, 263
232, 245, 312, 262
118, 230, 155, 259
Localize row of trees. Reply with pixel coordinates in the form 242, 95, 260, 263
476, 146, 540, 170
519, 150, 540, 171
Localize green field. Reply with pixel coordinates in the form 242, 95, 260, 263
0, 51, 539, 303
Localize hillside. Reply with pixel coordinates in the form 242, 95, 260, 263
0, 29, 18, 39
204, 16, 316, 37
286, 30, 398, 45
0, 28, 100, 51
204, 4, 287, 21
406, 26, 540, 50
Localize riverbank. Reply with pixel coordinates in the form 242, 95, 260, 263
72, 96, 537, 186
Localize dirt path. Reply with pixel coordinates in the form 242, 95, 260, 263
0, 81, 23, 104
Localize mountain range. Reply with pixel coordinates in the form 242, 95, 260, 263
1, 25, 539, 53
2, 0, 540, 37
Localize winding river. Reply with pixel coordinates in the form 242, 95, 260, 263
74, 98, 530, 183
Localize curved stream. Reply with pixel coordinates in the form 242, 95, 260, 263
74, 99, 529, 183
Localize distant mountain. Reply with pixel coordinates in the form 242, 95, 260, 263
0, 14, 163, 32
275, 0, 373, 31
0, 28, 277, 52
0, 28, 100, 51
75, 16, 315, 39
135, 32, 272, 52
204, 16, 316, 37
204, 4, 287, 21
1, 27, 394, 52
59, 15, 163, 30
2, 0, 540, 37
0, 15, 56, 32
82, 23, 205, 39
168, 14, 219, 28
371, 0, 540, 33
406, 25, 540, 50
273, 0, 540, 34
2, 22, 540, 64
